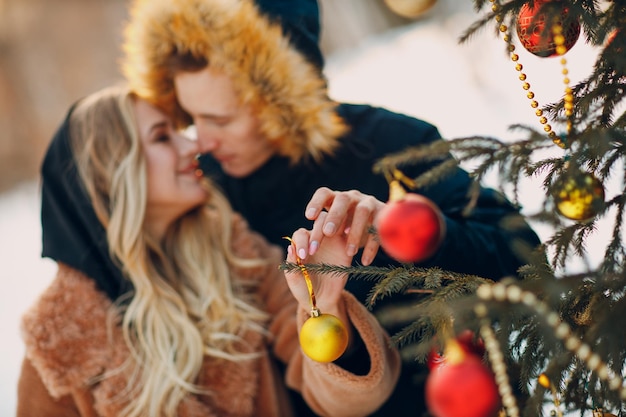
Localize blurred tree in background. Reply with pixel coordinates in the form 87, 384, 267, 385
0, 0, 127, 192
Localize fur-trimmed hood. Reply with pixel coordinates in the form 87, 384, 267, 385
122, 0, 348, 163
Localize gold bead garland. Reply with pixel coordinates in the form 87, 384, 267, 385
473, 303, 521, 417
489, 0, 567, 149
476, 282, 626, 400
552, 23, 575, 137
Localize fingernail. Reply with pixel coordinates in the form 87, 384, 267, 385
309, 241, 319, 255
287, 245, 292, 256
298, 248, 307, 259
323, 222, 336, 235
305, 208, 317, 219
347, 244, 357, 256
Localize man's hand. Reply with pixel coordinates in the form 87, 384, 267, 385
304, 187, 384, 265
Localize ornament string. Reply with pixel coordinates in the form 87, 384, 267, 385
382, 168, 416, 194
284, 237, 319, 317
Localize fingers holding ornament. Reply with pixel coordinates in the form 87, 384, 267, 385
284, 237, 350, 363
284, 231, 347, 312
305, 187, 383, 264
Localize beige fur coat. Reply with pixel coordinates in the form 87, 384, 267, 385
18, 217, 400, 417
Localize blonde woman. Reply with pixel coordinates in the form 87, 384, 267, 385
17, 85, 400, 417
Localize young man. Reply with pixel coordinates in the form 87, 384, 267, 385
121, 0, 541, 415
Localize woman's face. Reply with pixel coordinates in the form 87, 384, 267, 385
133, 97, 208, 236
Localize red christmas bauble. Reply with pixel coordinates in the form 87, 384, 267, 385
516, 0, 580, 57
426, 351, 501, 417
427, 349, 446, 370
427, 331, 486, 370
456, 330, 486, 357
375, 192, 445, 263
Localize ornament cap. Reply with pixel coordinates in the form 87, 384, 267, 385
443, 339, 467, 365
538, 373, 552, 389
388, 180, 407, 202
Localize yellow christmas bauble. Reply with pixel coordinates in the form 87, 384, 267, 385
384, 0, 437, 19
553, 171, 605, 221
299, 313, 349, 363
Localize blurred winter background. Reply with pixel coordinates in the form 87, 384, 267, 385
0, 0, 607, 415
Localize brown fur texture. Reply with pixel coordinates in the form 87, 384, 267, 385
18, 216, 401, 417
122, 0, 348, 164
20, 264, 266, 417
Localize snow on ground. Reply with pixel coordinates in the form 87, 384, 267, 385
0, 0, 607, 415
0, 182, 56, 415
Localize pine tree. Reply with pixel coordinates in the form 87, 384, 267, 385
284, 1, 626, 416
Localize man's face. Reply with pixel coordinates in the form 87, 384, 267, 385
174, 67, 275, 178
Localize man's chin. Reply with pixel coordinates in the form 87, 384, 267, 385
221, 163, 249, 179
220, 153, 273, 178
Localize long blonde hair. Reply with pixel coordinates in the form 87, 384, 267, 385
69, 85, 269, 417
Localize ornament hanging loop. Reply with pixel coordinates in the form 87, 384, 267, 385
284, 236, 317, 314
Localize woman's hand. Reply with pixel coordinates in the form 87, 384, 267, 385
304, 187, 384, 266
284, 212, 352, 315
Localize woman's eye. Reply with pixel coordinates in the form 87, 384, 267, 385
155, 134, 170, 143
